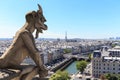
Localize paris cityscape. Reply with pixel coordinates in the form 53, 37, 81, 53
0, 37, 120, 80
0, 0, 120, 80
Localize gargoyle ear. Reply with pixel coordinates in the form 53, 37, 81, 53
25, 11, 37, 23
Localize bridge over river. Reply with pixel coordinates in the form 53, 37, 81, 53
63, 54, 89, 61
50, 54, 89, 72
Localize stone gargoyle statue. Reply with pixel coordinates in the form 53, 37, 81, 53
0, 4, 48, 80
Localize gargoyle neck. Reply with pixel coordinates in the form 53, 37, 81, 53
24, 22, 35, 33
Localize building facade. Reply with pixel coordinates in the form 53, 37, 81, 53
92, 46, 120, 78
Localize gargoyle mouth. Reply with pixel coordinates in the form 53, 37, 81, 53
39, 24, 47, 32
42, 24, 47, 30
37, 24, 48, 33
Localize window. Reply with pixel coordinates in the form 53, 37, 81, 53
103, 71, 105, 73
113, 68, 115, 70
96, 74, 98, 77
107, 68, 109, 70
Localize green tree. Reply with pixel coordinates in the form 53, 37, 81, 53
111, 44, 117, 48
115, 74, 120, 80
76, 60, 87, 74
88, 53, 92, 61
105, 74, 118, 80
64, 49, 71, 54
105, 73, 111, 80
49, 70, 70, 80
111, 76, 118, 80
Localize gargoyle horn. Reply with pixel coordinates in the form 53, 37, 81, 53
38, 4, 43, 13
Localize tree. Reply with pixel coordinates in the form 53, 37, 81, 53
64, 49, 71, 54
88, 53, 92, 61
105, 74, 118, 80
111, 44, 117, 48
105, 73, 111, 80
76, 60, 87, 74
49, 70, 70, 80
111, 76, 118, 80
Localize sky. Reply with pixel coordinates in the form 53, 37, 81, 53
0, 0, 120, 39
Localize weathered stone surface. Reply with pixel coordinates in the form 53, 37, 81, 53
0, 4, 48, 80
0, 69, 20, 80
0, 69, 49, 80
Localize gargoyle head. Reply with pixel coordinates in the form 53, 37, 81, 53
25, 4, 48, 38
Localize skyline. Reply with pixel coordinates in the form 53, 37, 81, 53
0, 0, 120, 39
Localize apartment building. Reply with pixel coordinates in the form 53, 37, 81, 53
92, 46, 120, 78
